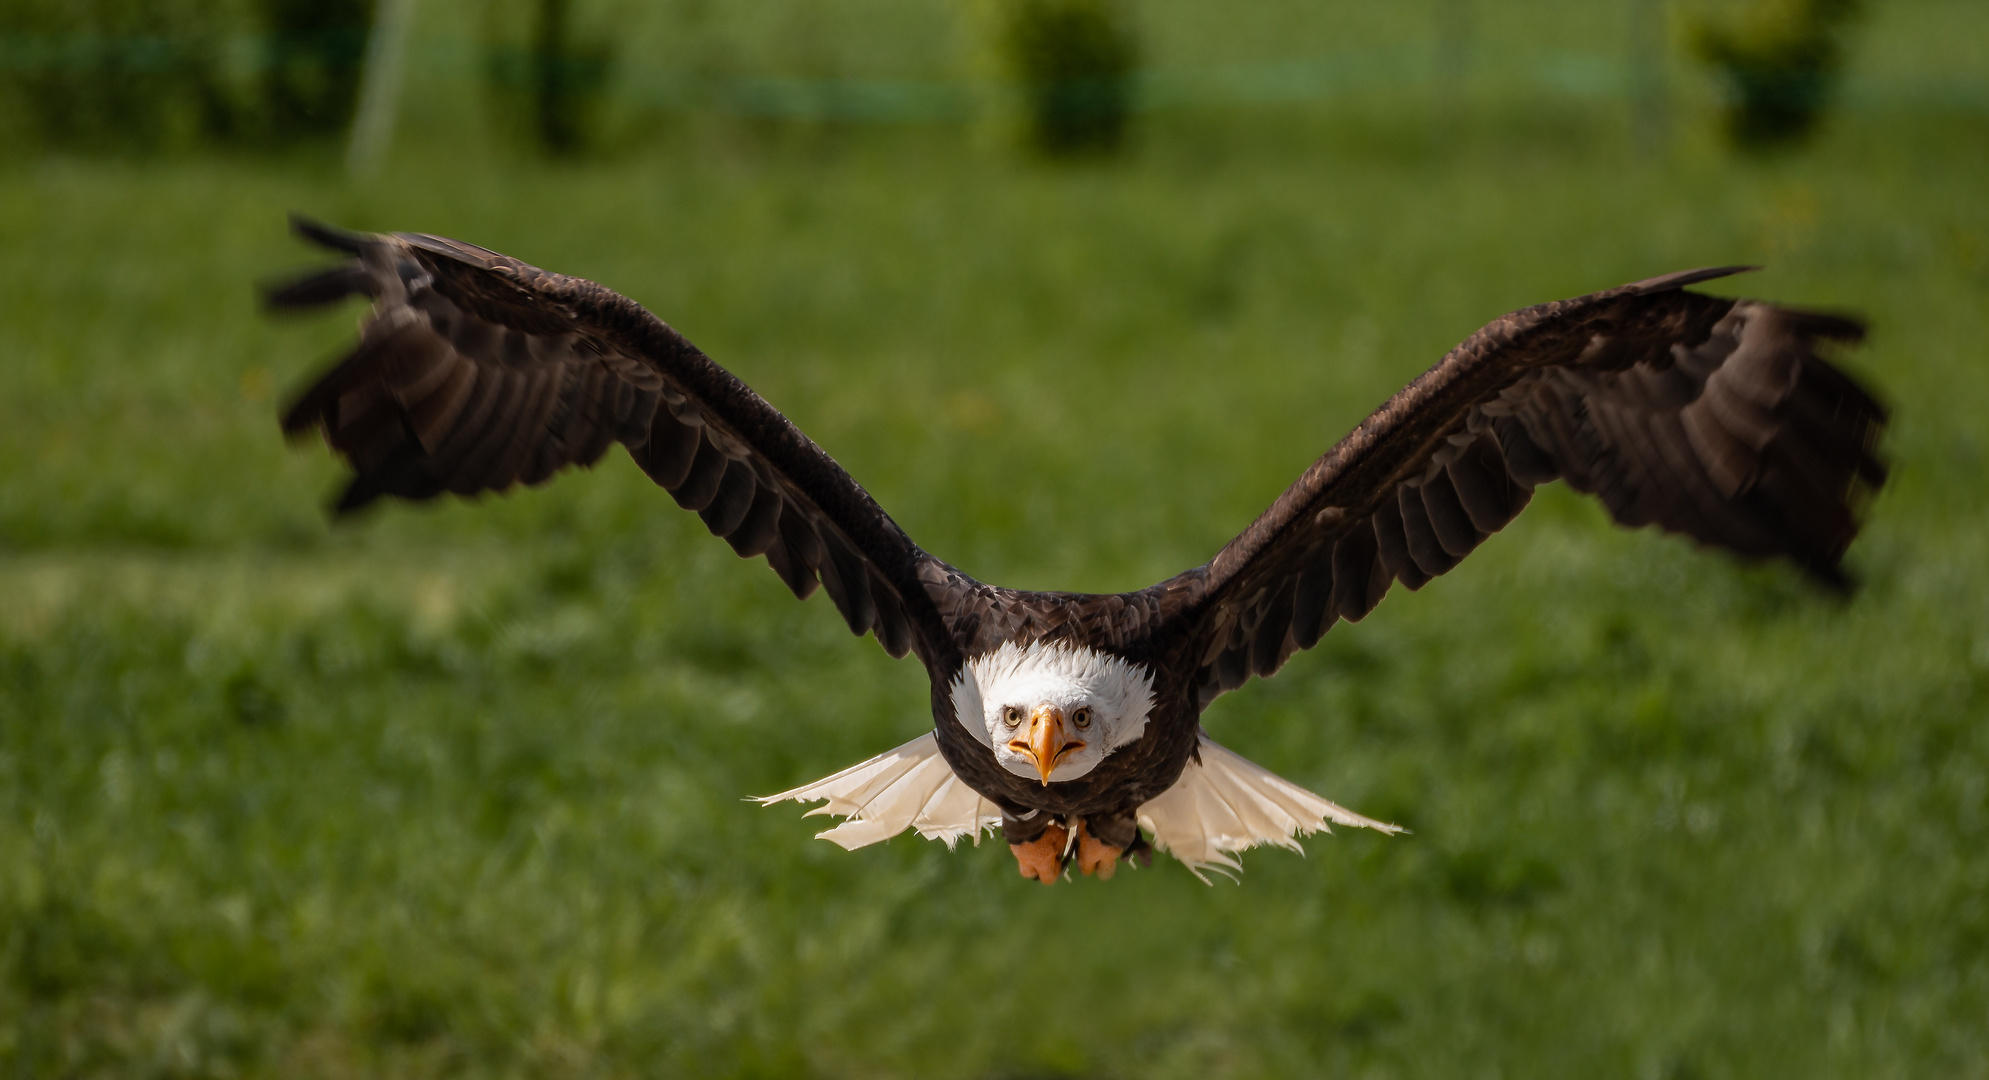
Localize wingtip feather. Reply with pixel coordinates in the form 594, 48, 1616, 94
396, 231, 510, 269
262, 264, 373, 312
1785, 308, 1869, 344
331, 472, 396, 517
1627, 265, 1759, 295
289, 213, 370, 255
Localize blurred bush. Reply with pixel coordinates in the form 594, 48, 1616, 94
0, 0, 253, 151
483, 0, 613, 156
1692, 0, 1863, 150
261, 0, 372, 142
0, 0, 373, 151
1000, 0, 1137, 157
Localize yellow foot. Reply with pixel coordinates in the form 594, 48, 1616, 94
1010, 822, 1069, 885
1076, 821, 1123, 880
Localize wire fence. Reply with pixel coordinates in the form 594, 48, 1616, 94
1, 7, 1983, 162
4, 31, 1985, 111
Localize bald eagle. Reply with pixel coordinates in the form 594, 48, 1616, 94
270, 218, 1886, 883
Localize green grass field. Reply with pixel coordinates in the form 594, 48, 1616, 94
5, 10, 1989, 1076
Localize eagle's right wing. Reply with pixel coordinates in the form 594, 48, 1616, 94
270, 218, 959, 666
1153, 268, 1887, 708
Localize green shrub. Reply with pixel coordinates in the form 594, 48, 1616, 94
260, 0, 373, 142
0, 0, 253, 151
483, 0, 613, 156
1001, 0, 1138, 157
1692, 0, 1863, 150
0, 0, 373, 152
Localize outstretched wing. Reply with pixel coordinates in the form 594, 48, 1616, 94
1154, 268, 1887, 708
270, 217, 948, 663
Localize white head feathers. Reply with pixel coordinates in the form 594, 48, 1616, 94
949, 640, 1155, 783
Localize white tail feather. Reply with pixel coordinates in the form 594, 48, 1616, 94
756, 733, 1002, 850
760, 732, 1401, 879
1137, 736, 1403, 884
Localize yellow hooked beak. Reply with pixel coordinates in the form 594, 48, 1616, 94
1008, 704, 1086, 786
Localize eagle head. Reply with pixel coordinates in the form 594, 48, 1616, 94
951, 640, 1155, 785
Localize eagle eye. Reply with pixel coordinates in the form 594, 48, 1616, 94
1001, 705, 1024, 728
1072, 706, 1093, 730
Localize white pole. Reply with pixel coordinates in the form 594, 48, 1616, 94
1629, 0, 1668, 153
1434, 0, 1473, 138
347, 0, 418, 177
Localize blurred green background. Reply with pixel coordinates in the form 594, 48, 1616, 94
3, 1, 1987, 1077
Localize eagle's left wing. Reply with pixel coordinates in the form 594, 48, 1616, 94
269, 218, 955, 665
1151, 268, 1887, 709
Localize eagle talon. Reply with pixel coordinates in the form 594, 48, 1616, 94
1010, 822, 1069, 885
1076, 821, 1122, 880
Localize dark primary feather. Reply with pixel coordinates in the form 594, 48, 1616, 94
271, 216, 944, 665
1154, 268, 1887, 709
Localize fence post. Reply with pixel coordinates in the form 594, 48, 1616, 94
1434, 0, 1474, 139
1629, 0, 1668, 152
347, 0, 418, 177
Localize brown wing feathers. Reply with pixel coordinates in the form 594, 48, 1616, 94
270, 224, 1886, 708
1173, 272, 1885, 708
270, 218, 930, 662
